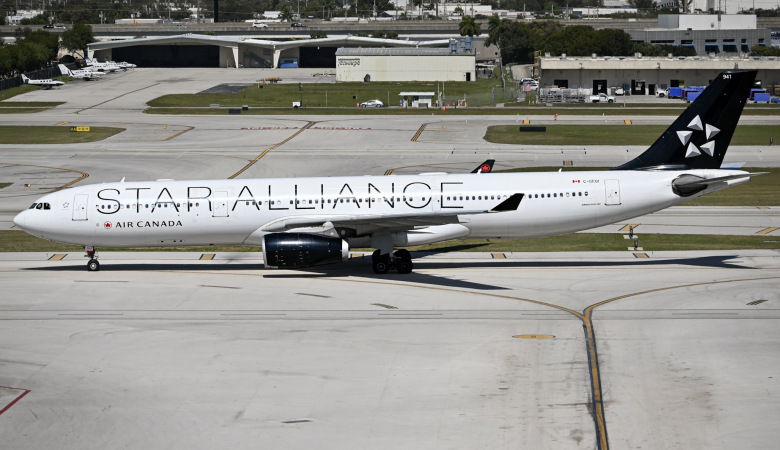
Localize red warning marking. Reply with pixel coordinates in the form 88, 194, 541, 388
311, 127, 372, 130
241, 127, 299, 130
0, 386, 31, 416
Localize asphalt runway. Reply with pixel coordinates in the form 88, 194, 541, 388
1, 68, 780, 449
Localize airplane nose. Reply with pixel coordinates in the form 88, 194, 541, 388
13, 211, 27, 230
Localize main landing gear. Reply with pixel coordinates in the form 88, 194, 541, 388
84, 246, 100, 271
372, 249, 413, 275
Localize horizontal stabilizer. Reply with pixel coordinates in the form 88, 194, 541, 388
673, 172, 766, 189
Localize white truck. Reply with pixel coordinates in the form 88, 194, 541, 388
589, 93, 616, 103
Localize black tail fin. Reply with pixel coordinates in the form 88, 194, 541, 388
614, 71, 756, 171
471, 159, 495, 173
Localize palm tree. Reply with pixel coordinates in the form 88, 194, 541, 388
280, 5, 294, 22
458, 15, 481, 37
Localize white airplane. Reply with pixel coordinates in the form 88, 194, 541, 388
84, 56, 121, 73
58, 64, 103, 81
21, 74, 64, 89
14, 71, 764, 273
114, 61, 137, 70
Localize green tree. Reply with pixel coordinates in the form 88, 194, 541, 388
280, 4, 294, 22
22, 31, 61, 62
750, 45, 780, 57
61, 23, 95, 59
310, 30, 328, 39
458, 15, 481, 37
627, 0, 657, 10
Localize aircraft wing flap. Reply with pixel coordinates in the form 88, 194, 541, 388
259, 209, 488, 234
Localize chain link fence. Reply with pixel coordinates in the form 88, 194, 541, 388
0, 66, 63, 92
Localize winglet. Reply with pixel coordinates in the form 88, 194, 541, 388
471, 159, 495, 174
491, 193, 524, 212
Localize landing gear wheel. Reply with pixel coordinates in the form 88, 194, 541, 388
373, 256, 390, 274
87, 259, 100, 272
396, 258, 413, 274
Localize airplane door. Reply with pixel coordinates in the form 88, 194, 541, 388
213, 191, 229, 217
605, 179, 621, 205
73, 194, 88, 220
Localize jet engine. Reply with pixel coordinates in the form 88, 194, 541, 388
262, 233, 349, 269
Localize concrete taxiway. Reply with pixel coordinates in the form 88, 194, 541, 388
0, 251, 779, 449
2, 68, 780, 449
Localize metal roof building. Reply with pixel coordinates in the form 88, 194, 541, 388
539, 54, 780, 95
88, 34, 451, 69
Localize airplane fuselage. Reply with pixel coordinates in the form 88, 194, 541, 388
14, 169, 743, 250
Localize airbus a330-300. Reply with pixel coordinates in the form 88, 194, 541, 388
14, 71, 763, 274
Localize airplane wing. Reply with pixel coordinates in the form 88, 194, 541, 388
249, 194, 524, 239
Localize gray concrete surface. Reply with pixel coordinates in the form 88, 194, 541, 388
0, 251, 778, 449
2, 67, 780, 449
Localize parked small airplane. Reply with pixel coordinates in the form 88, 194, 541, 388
58, 64, 103, 81
21, 74, 64, 89
114, 61, 137, 70
84, 57, 121, 73
14, 71, 763, 273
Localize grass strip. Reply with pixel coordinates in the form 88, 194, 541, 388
485, 124, 778, 146
0, 126, 125, 144
2, 230, 778, 253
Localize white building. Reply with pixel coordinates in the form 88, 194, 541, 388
336, 47, 476, 82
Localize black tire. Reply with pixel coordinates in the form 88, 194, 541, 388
87, 259, 100, 272
396, 258, 413, 274
372, 249, 381, 263
373, 259, 390, 274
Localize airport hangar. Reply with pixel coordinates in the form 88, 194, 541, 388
538, 54, 780, 95
87, 34, 476, 81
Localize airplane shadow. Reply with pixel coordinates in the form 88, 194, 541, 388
23, 254, 752, 291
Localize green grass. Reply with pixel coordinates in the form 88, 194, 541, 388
2, 230, 778, 253
485, 124, 778, 146
0, 102, 63, 107
497, 167, 780, 206
0, 183, 11, 189
0, 107, 55, 114
406, 234, 780, 253
147, 79, 507, 108
0, 126, 125, 144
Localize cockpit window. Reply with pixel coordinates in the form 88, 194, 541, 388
36, 203, 43, 210
29, 203, 37, 209
43, 203, 51, 210
30, 202, 50, 210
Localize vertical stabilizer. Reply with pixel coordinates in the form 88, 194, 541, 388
614, 71, 756, 170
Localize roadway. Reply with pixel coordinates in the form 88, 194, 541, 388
1, 67, 779, 449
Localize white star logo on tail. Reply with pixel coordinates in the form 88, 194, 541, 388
678, 115, 720, 158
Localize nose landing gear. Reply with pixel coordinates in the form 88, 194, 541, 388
84, 246, 100, 271
372, 249, 413, 274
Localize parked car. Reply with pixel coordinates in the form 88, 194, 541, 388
360, 99, 384, 108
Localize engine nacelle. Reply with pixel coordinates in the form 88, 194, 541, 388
262, 233, 349, 269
